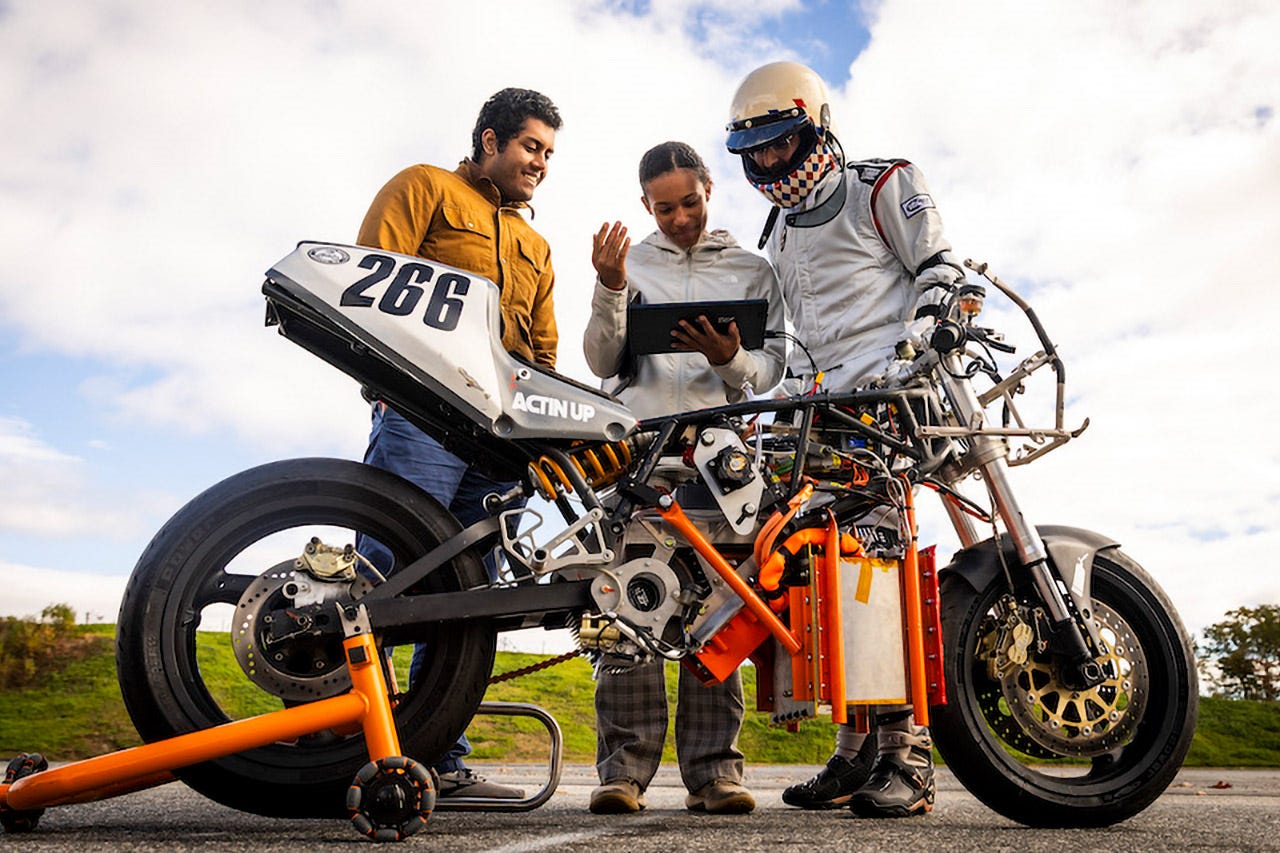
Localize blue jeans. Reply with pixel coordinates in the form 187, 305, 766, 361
356, 404, 519, 773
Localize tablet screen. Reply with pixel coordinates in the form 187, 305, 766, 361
626, 299, 768, 356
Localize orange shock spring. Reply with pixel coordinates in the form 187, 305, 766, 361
528, 438, 637, 500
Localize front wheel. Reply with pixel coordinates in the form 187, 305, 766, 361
932, 547, 1197, 827
116, 458, 496, 818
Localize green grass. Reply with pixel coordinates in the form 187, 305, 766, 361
1188, 694, 1280, 766
0, 625, 138, 758
473, 657, 841, 764
1, 627, 1276, 767
468, 652, 601, 761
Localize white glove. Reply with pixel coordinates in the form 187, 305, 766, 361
904, 315, 936, 350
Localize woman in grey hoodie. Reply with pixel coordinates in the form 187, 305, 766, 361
583, 142, 785, 816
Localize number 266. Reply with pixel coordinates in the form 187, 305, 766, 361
340, 254, 469, 331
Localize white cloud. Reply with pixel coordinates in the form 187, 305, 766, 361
0, 415, 81, 465
840, 0, 1280, 632
0, 0, 780, 454
0, 0, 1275, 640
0, 560, 127, 622
0, 416, 167, 538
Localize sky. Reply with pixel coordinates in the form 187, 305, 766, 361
1, 1, 1277, 656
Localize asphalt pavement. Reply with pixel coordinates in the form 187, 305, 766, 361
4, 764, 1279, 851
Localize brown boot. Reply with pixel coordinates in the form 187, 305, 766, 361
589, 778, 646, 814
685, 780, 756, 814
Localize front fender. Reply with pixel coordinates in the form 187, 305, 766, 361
940, 525, 1121, 623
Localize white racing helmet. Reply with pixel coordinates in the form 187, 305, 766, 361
726, 61, 841, 208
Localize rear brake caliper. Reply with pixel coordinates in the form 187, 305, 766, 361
298, 536, 359, 581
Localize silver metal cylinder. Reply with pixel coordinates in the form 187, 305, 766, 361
942, 493, 983, 550
936, 353, 1074, 624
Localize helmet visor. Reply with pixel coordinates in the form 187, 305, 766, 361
741, 123, 820, 184
726, 111, 810, 154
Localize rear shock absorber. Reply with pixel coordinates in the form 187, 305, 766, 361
528, 435, 650, 501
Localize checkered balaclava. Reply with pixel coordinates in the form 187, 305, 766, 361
750, 137, 839, 209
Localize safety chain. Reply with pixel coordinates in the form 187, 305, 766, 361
488, 649, 582, 685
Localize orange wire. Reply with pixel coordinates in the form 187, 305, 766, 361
753, 482, 813, 569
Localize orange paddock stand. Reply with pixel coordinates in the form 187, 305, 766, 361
2, 605, 398, 814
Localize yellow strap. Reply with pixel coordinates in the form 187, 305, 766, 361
852, 558, 894, 604
854, 558, 874, 604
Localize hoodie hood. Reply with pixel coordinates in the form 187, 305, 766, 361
641, 228, 741, 256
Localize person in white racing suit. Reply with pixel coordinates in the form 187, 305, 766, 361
725, 60, 966, 818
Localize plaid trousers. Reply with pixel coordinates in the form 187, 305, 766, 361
594, 660, 745, 793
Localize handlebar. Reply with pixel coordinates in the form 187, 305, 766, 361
870, 259, 1089, 466
963, 259, 1066, 388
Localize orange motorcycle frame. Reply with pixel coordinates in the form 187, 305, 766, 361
668, 477, 941, 729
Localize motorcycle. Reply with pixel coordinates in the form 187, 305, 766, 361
2, 241, 1197, 838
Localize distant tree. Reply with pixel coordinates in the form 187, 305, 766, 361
0, 604, 81, 689
41, 603, 76, 629
1198, 605, 1280, 701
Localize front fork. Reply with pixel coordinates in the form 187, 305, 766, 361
936, 357, 1105, 688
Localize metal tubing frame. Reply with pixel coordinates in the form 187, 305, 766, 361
822, 515, 848, 725
937, 351, 1048, 568
657, 500, 802, 655
789, 584, 814, 702
433, 701, 563, 812
900, 478, 931, 727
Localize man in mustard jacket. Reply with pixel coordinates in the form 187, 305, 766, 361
355, 87, 562, 801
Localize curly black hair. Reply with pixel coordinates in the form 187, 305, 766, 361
638, 141, 711, 191
471, 88, 563, 161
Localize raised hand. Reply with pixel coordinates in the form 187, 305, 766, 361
591, 221, 630, 291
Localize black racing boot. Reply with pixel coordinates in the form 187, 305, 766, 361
781, 732, 877, 809
848, 719, 935, 819
847, 753, 936, 818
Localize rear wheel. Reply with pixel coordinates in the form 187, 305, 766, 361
931, 548, 1197, 827
116, 458, 496, 818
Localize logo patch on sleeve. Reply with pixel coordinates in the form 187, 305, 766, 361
901, 193, 935, 218
855, 163, 887, 185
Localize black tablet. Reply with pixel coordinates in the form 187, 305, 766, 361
626, 299, 769, 356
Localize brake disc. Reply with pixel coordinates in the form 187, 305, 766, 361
231, 555, 372, 702
996, 599, 1148, 757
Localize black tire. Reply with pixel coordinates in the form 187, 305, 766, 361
932, 548, 1197, 827
116, 458, 496, 818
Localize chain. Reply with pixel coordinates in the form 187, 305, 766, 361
487, 649, 582, 685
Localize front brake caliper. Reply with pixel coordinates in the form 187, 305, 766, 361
984, 594, 1035, 680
